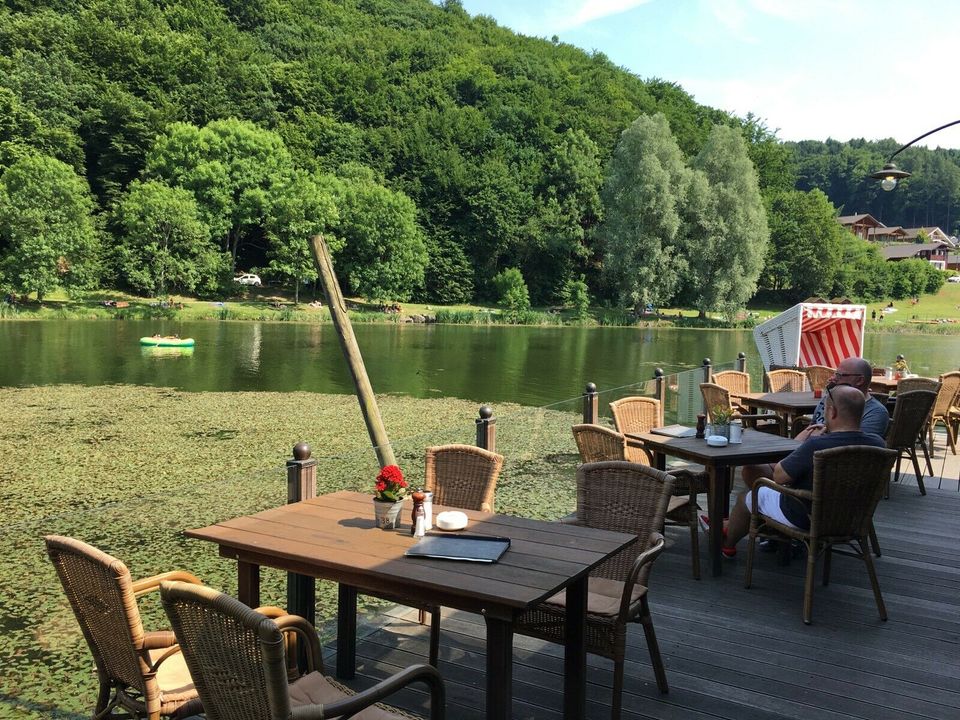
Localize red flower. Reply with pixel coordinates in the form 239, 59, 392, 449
375, 465, 408, 501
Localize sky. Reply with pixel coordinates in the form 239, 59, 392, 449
455, 0, 960, 149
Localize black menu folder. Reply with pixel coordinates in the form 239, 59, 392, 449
405, 534, 511, 563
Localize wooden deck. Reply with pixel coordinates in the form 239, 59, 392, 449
325, 443, 960, 719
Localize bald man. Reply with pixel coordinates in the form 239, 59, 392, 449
715, 384, 886, 558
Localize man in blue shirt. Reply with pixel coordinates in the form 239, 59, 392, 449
717, 384, 886, 557
803, 357, 888, 440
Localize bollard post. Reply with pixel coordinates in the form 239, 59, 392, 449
737, 352, 746, 373
583, 382, 599, 424
654, 368, 665, 407
476, 405, 497, 453
702, 358, 712, 414
287, 442, 317, 661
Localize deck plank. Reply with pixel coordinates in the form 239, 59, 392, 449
323, 479, 960, 720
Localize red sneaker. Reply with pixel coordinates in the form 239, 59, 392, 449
699, 515, 737, 558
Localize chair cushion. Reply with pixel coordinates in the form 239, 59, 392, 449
542, 576, 647, 617
146, 648, 195, 702
289, 671, 408, 720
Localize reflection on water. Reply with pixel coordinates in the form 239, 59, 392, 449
140, 345, 195, 358
2, 319, 958, 407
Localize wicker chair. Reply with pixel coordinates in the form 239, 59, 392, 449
44, 535, 203, 720
604, 396, 710, 580
572, 423, 627, 463
514, 462, 673, 720
766, 368, 808, 392
885, 389, 938, 497
930, 371, 960, 455
744, 446, 897, 624
160, 581, 445, 720
700, 382, 782, 434
609, 396, 662, 464
711, 370, 751, 412
893, 376, 941, 478
803, 365, 835, 392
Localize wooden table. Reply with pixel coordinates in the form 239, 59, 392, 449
741, 391, 822, 434
628, 429, 800, 577
185, 490, 637, 720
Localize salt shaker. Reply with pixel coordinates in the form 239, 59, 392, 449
729, 419, 743, 444
411, 490, 426, 537
423, 491, 433, 530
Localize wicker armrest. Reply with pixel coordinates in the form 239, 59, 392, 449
310, 663, 446, 720
133, 570, 202, 597
620, 533, 665, 619
273, 614, 324, 674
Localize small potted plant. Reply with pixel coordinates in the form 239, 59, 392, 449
893, 354, 909, 379
708, 405, 734, 439
373, 464, 408, 530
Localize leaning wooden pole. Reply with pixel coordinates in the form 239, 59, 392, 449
309, 234, 396, 468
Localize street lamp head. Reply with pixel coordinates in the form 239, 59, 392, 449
869, 162, 911, 192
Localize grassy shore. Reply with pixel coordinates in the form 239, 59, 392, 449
0, 384, 581, 718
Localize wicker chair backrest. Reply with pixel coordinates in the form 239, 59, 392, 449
425, 444, 504, 512
886, 390, 938, 448
803, 366, 835, 392
711, 370, 751, 396
699, 383, 732, 421
767, 369, 807, 392
809, 446, 897, 540
571, 424, 625, 463
896, 377, 940, 395
575, 461, 673, 585
161, 582, 295, 720
44, 535, 151, 702
934, 371, 960, 415
609, 396, 663, 435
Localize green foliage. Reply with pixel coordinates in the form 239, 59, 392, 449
762, 188, 845, 299
114, 179, 225, 296
0, 153, 99, 301
830, 234, 889, 301
888, 258, 943, 300
423, 232, 474, 304
560, 276, 591, 320
492, 266, 530, 322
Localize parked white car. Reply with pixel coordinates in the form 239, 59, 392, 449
948, 275, 960, 283
234, 273, 262, 286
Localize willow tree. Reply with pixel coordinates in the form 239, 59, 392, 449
600, 113, 691, 311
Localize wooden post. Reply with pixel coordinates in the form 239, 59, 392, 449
737, 352, 746, 373
583, 383, 599, 424
286, 442, 317, 670
309, 235, 396, 468
476, 405, 496, 452
702, 358, 712, 414
654, 368, 665, 406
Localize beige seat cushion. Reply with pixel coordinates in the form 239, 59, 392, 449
146, 648, 195, 702
542, 576, 647, 617
289, 672, 407, 720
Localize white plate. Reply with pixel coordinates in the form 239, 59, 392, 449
435, 511, 468, 531
706, 435, 729, 447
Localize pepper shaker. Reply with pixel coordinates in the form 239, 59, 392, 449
410, 490, 426, 537
695, 413, 706, 439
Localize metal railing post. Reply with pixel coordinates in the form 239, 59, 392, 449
287, 443, 317, 636
737, 352, 746, 373
702, 358, 712, 414
654, 368, 665, 406
583, 383, 599, 424
476, 405, 497, 452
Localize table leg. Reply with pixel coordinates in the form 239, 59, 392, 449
654, 451, 666, 472
237, 561, 260, 607
484, 615, 513, 720
336, 584, 357, 679
563, 577, 588, 720
708, 467, 725, 577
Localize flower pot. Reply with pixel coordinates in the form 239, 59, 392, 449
373, 497, 405, 530
707, 422, 730, 440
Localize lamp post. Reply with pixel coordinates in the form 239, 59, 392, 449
870, 119, 960, 190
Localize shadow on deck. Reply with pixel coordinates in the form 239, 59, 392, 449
325, 448, 960, 719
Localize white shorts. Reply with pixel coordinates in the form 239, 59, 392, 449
746, 486, 803, 530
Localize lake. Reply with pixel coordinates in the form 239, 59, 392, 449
1, 320, 957, 408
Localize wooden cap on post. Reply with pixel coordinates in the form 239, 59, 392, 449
583, 382, 599, 424
476, 405, 496, 452
287, 442, 317, 503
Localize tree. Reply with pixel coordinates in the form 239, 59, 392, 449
492, 266, 530, 322
264, 171, 339, 303
684, 124, 769, 318
761, 189, 844, 299
600, 113, 691, 311
145, 118, 294, 269
327, 164, 427, 302
0, 154, 99, 302
114, 180, 226, 296
831, 235, 888, 301
560, 275, 591, 320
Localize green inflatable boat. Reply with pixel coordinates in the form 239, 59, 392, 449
139, 336, 195, 347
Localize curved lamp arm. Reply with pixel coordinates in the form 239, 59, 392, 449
869, 119, 960, 190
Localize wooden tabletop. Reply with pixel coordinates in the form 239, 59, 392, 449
628, 427, 801, 467
740, 391, 821, 415
186, 490, 637, 616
